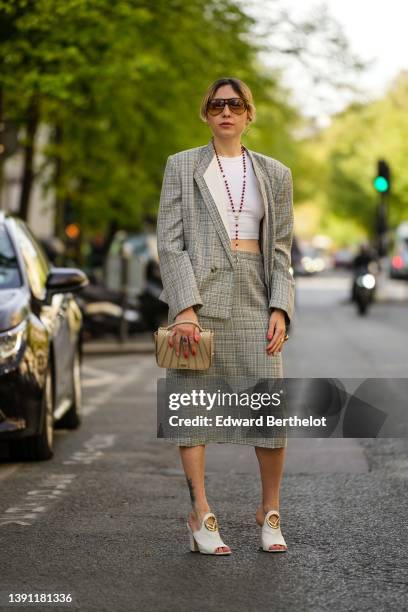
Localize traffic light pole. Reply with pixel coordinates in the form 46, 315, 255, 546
376, 191, 388, 257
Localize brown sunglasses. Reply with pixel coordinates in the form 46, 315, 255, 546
207, 97, 247, 116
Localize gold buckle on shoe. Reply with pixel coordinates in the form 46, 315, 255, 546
266, 514, 280, 529
204, 516, 219, 532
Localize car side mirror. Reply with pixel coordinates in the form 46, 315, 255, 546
46, 267, 89, 301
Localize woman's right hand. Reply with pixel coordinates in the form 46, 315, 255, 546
168, 307, 201, 357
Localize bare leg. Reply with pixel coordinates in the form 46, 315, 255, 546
254, 446, 287, 550
179, 444, 230, 554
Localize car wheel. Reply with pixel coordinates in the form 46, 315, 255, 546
57, 346, 82, 430
10, 363, 54, 461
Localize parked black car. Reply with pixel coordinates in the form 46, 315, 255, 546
0, 213, 88, 460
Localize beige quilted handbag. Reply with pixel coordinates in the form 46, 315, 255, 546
154, 320, 214, 370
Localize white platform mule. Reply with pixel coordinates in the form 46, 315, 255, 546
187, 512, 231, 555
261, 510, 288, 552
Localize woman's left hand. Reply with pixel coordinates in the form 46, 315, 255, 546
266, 309, 287, 356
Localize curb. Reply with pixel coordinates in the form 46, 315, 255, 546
376, 286, 408, 304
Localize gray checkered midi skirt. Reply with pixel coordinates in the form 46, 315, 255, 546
164, 250, 287, 448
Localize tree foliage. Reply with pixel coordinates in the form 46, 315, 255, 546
304, 71, 408, 240
0, 0, 365, 243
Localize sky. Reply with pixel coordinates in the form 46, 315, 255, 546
249, 0, 408, 126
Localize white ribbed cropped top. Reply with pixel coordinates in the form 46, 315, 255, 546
218, 152, 264, 240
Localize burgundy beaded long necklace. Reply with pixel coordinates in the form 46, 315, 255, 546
212, 138, 247, 255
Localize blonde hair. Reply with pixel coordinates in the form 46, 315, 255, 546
199, 77, 256, 123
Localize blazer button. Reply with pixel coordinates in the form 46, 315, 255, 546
211, 266, 217, 273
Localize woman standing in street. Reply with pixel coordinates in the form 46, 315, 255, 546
157, 77, 295, 555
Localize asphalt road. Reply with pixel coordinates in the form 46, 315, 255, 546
1, 272, 407, 612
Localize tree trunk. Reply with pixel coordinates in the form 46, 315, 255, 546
53, 123, 64, 240
19, 94, 40, 221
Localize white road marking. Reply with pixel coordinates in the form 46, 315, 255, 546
0, 473, 77, 527
82, 376, 117, 388
0, 434, 116, 526
0, 465, 20, 482
82, 370, 144, 417
82, 364, 111, 376
82, 361, 153, 389
81, 364, 118, 388
63, 433, 115, 465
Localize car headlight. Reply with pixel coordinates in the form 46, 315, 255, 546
0, 321, 27, 360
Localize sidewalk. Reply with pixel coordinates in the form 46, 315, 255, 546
375, 269, 408, 303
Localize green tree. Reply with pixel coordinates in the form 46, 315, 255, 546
0, 0, 365, 253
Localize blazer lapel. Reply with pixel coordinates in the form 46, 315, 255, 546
245, 148, 271, 288
203, 156, 230, 238
194, 140, 235, 268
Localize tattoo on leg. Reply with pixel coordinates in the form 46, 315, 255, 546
186, 477, 195, 505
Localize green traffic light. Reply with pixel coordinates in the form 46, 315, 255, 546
374, 176, 389, 192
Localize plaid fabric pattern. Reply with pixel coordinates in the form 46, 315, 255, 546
163, 251, 287, 448
156, 139, 295, 327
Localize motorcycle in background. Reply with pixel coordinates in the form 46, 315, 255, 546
353, 263, 377, 315
351, 244, 379, 316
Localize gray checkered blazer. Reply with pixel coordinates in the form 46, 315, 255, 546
156, 138, 295, 326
